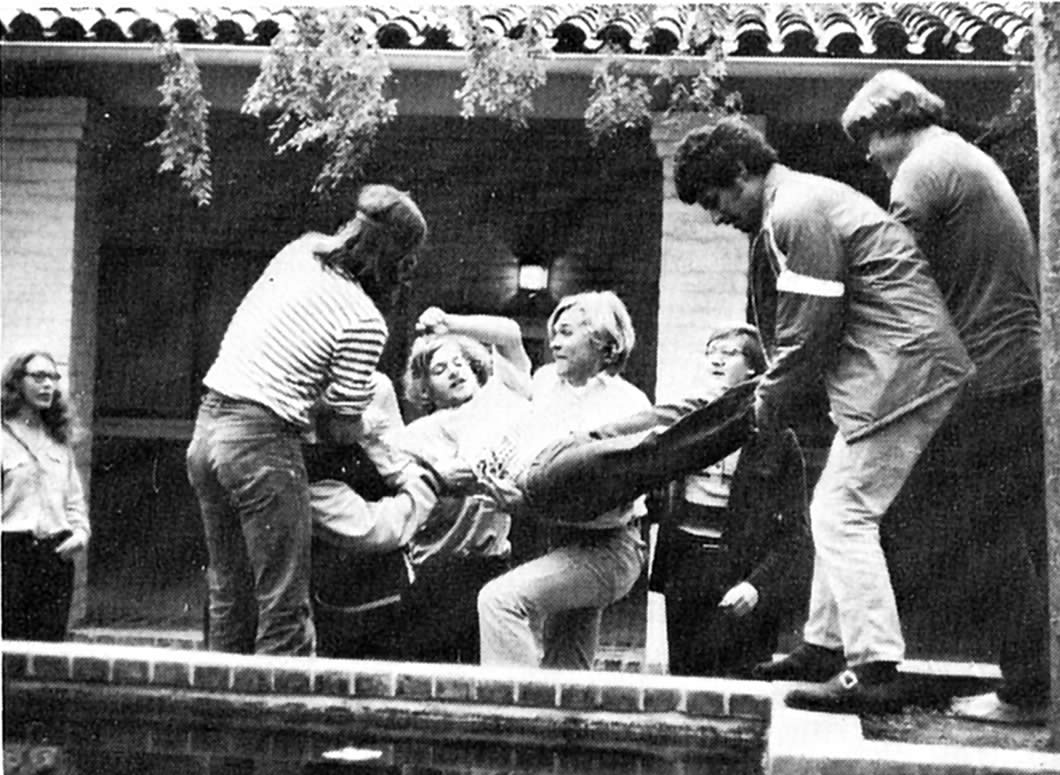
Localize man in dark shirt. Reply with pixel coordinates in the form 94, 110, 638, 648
842, 69, 1048, 719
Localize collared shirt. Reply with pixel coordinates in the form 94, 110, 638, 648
752, 165, 974, 442
2, 421, 89, 539
204, 233, 387, 429
515, 365, 652, 528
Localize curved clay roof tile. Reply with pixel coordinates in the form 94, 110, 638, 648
377, 15, 423, 49
251, 18, 280, 46
6, 12, 46, 41
643, 11, 683, 55
554, 9, 602, 53
775, 8, 817, 57
212, 18, 246, 45
817, 12, 864, 57
51, 16, 87, 41
90, 18, 126, 42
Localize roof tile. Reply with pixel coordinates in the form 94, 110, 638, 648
0, 3, 1033, 61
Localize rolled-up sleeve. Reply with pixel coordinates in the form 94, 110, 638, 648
323, 321, 388, 415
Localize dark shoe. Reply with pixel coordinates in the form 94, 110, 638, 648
784, 662, 908, 714
751, 643, 845, 682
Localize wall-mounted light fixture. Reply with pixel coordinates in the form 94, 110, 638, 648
518, 262, 549, 292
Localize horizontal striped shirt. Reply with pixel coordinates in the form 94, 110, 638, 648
204, 234, 387, 428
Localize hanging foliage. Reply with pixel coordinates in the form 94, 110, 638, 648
585, 5, 738, 145
147, 36, 213, 207
658, 6, 742, 116
454, 6, 550, 127
150, 5, 736, 200
242, 8, 397, 193
584, 50, 654, 145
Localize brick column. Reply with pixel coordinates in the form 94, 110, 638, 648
1, 97, 100, 624
649, 114, 761, 402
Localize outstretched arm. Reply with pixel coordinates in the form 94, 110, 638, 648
416, 307, 532, 398
310, 465, 444, 552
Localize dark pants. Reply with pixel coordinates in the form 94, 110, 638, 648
883, 382, 1047, 704
652, 509, 779, 678
522, 381, 756, 524
2, 531, 74, 641
186, 392, 315, 656
397, 555, 511, 664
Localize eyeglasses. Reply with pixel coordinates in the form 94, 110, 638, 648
705, 346, 744, 360
25, 371, 61, 383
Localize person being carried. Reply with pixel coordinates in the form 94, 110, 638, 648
649, 325, 811, 678
308, 310, 532, 662
391, 307, 532, 662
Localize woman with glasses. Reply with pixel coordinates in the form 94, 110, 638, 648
2, 351, 90, 641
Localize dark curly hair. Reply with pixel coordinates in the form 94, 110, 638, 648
404, 334, 492, 414
841, 69, 946, 147
2, 351, 74, 444
674, 117, 779, 206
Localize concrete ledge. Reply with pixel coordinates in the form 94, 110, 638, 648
2, 639, 769, 747
766, 683, 1060, 775
69, 627, 649, 672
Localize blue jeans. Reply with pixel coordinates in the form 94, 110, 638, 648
477, 524, 645, 669
186, 392, 315, 656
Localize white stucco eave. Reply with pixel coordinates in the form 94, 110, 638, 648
0, 40, 1029, 82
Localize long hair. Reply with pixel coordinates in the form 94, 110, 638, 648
841, 69, 946, 147
404, 334, 492, 414
547, 290, 636, 376
1, 351, 74, 444
316, 184, 428, 306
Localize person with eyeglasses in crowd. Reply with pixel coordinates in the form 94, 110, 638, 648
649, 325, 811, 678
186, 184, 427, 657
2, 351, 90, 641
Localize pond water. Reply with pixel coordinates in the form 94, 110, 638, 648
4, 695, 762, 775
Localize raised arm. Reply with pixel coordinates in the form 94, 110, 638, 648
415, 307, 532, 398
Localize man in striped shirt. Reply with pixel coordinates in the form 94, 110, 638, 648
187, 184, 427, 656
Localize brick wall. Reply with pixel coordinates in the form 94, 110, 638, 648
1, 96, 100, 622
650, 115, 755, 402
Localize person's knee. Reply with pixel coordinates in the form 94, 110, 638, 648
478, 575, 527, 621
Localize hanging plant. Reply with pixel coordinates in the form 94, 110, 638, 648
147, 36, 213, 207
585, 5, 738, 145
655, 7, 742, 117
242, 8, 398, 193
454, 6, 550, 127
584, 48, 654, 145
